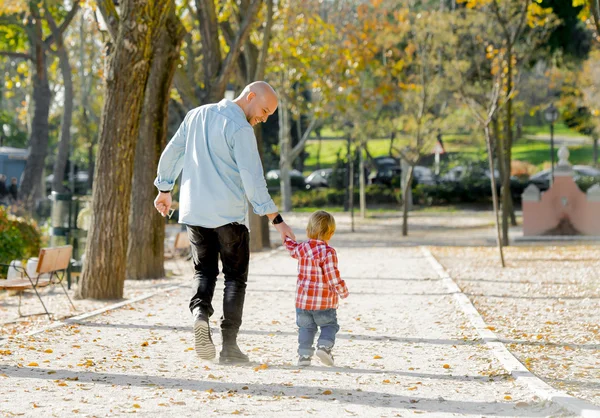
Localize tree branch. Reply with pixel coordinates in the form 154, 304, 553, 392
214, 0, 261, 94
290, 116, 318, 162
196, 0, 222, 84
0, 50, 33, 60
590, 0, 600, 37
510, 0, 531, 48
44, 1, 81, 47
255, 0, 274, 80
96, 0, 120, 41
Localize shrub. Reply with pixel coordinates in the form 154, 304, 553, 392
0, 206, 42, 278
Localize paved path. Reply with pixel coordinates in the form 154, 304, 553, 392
0, 217, 574, 417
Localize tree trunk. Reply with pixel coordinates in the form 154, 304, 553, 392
127, 12, 184, 280
77, 1, 170, 299
359, 144, 366, 218
279, 102, 293, 212
593, 137, 598, 168
401, 165, 414, 237
484, 125, 505, 267
349, 148, 355, 232
20, 40, 50, 210
248, 125, 269, 251
500, 48, 514, 247
51, 42, 74, 193
316, 129, 322, 170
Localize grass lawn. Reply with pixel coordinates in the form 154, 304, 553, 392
522, 122, 584, 137
302, 133, 595, 174
511, 140, 594, 168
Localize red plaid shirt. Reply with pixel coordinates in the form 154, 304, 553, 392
284, 238, 349, 310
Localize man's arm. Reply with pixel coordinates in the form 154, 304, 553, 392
233, 127, 295, 241
154, 119, 187, 216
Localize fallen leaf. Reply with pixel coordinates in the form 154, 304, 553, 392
57, 382, 68, 387
373, 355, 382, 359
44, 349, 53, 354
253, 364, 268, 371
232, 411, 241, 415
0, 350, 12, 355
141, 342, 149, 347
28, 362, 39, 367
133, 404, 141, 408
504, 395, 512, 400
206, 389, 214, 394
322, 390, 332, 395
408, 386, 418, 391
443, 364, 450, 369
487, 326, 496, 331
242, 386, 249, 390
383, 379, 391, 384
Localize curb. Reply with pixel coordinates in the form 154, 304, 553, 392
421, 246, 600, 418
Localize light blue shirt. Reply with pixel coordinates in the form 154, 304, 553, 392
154, 99, 277, 228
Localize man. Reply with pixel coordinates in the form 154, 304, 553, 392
8, 177, 18, 203
0, 175, 8, 206
154, 81, 295, 364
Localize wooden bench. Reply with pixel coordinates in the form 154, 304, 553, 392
0, 245, 76, 319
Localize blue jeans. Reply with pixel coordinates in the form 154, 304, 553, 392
296, 308, 340, 356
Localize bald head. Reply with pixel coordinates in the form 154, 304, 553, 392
234, 81, 278, 127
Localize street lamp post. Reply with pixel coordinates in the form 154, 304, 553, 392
544, 104, 559, 184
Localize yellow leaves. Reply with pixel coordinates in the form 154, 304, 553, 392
27, 362, 39, 367
77, 359, 94, 367
382, 379, 391, 384
254, 364, 268, 372
0, 350, 12, 355
527, 3, 554, 28
141, 341, 149, 347
322, 390, 332, 395
231, 410, 241, 415
504, 395, 512, 400
373, 355, 382, 359
44, 349, 53, 353
132, 403, 141, 408
443, 364, 451, 369
407, 386, 418, 391
185, 347, 194, 352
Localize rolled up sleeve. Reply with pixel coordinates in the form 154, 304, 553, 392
154, 119, 187, 191
232, 126, 278, 216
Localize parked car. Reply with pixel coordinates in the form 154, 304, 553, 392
305, 168, 333, 190
527, 165, 600, 192
440, 165, 500, 183
265, 169, 306, 191
413, 166, 435, 185
370, 165, 401, 186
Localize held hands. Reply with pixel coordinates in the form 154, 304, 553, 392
154, 192, 172, 217
274, 221, 295, 243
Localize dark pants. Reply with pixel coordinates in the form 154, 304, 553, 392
187, 223, 249, 338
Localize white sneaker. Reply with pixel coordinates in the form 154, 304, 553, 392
315, 346, 334, 366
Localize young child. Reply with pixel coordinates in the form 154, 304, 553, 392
284, 210, 349, 367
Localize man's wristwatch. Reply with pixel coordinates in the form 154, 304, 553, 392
271, 214, 284, 225
159, 190, 171, 193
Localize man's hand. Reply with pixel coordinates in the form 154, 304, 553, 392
154, 192, 172, 217
274, 221, 295, 243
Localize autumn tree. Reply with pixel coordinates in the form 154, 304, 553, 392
459, 0, 555, 245
0, 1, 80, 209
77, 0, 175, 299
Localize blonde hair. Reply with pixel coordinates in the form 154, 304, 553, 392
306, 210, 336, 241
